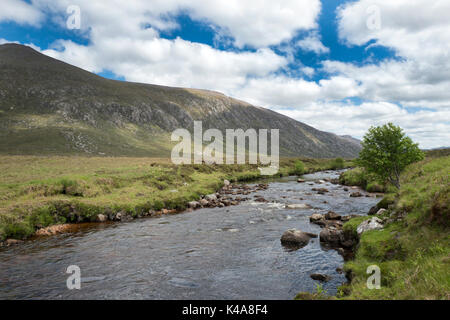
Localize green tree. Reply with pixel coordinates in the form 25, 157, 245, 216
357, 123, 424, 188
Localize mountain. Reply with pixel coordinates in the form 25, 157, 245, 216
0, 43, 361, 158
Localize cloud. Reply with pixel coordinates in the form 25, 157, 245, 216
275, 102, 450, 149
42, 38, 287, 92
0, 0, 43, 26
296, 32, 329, 54
334, 0, 450, 109
32, 0, 321, 48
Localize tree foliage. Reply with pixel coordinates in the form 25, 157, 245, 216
357, 123, 424, 188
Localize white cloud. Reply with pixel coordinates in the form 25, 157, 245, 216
31, 0, 321, 48
275, 102, 450, 149
0, 0, 43, 26
296, 32, 329, 54
43, 38, 287, 92
335, 0, 450, 109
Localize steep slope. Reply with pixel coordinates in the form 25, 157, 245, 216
0, 43, 361, 158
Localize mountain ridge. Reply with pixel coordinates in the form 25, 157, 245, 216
0, 43, 361, 158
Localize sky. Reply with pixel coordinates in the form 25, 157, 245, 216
0, 0, 449, 149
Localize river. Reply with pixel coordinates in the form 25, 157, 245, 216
0, 170, 379, 299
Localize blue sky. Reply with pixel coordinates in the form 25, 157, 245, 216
0, 0, 449, 148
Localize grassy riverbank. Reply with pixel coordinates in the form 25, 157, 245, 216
340, 155, 449, 299
0, 156, 351, 241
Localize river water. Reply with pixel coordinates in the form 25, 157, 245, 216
0, 171, 379, 299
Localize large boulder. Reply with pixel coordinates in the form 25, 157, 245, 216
356, 217, 383, 235
280, 229, 315, 248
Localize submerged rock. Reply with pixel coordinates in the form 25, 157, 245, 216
350, 192, 363, 197
286, 203, 312, 209
310, 273, 331, 282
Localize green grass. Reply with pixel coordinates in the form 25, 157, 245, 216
339, 167, 389, 192
0, 156, 351, 241
339, 155, 450, 300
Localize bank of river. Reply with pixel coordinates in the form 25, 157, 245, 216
0, 170, 379, 299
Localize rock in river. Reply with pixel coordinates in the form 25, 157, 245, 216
309, 213, 324, 223
319, 227, 344, 246
286, 203, 312, 210
310, 273, 332, 282
324, 211, 341, 220
280, 229, 316, 248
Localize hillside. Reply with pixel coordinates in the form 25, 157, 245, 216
0, 43, 361, 158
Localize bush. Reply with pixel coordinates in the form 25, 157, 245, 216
339, 168, 367, 187
331, 158, 345, 169
293, 160, 305, 175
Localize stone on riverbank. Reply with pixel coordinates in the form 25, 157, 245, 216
97, 214, 107, 222
356, 217, 383, 235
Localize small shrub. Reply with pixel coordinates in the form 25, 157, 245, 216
331, 158, 345, 169
293, 160, 305, 175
